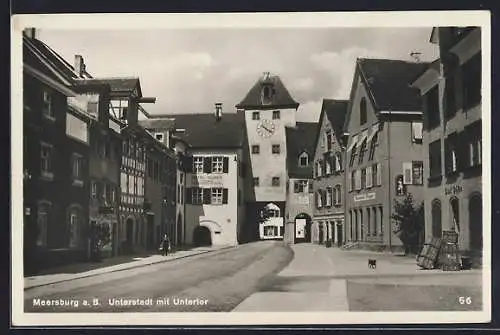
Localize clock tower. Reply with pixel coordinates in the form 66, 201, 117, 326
236, 72, 300, 240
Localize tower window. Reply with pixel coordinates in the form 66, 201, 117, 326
272, 110, 280, 120
252, 112, 260, 120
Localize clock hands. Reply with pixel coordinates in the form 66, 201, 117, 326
261, 125, 272, 133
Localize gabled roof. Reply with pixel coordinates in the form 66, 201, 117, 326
138, 118, 176, 131
75, 78, 142, 97
323, 99, 348, 141
24, 36, 91, 82
357, 58, 430, 112
236, 74, 299, 110
311, 99, 348, 160
158, 112, 245, 149
286, 122, 317, 179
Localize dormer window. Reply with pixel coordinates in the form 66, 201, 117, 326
299, 152, 309, 167
261, 84, 274, 105
155, 132, 164, 143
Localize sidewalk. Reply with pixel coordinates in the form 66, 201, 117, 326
25, 245, 234, 290
233, 243, 482, 312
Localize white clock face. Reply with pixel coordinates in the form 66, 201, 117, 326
256, 119, 276, 138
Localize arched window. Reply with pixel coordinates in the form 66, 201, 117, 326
360, 98, 367, 125
299, 152, 309, 167
431, 199, 442, 238
68, 205, 83, 248
469, 193, 482, 250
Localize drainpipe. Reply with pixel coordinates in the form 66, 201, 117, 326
387, 107, 392, 252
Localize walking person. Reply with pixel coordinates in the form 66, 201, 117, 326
160, 234, 170, 256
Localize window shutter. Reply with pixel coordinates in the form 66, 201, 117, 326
203, 188, 211, 204
376, 163, 382, 186
403, 162, 412, 184
203, 157, 212, 173
366, 166, 373, 188
223, 157, 229, 173
186, 187, 192, 204
222, 188, 228, 204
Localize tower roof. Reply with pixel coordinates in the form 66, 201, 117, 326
236, 73, 299, 110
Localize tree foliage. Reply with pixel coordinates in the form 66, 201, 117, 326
392, 193, 424, 255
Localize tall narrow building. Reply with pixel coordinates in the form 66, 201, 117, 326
236, 72, 300, 241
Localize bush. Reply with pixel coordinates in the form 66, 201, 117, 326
392, 193, 424, 255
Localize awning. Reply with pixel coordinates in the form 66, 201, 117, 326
346, 134, 359, 152
367, 124, 380, 143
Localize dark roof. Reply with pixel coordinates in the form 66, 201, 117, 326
75, 78, 142, 96
162, 112, 245, 149
26, 37, 86, 82
358, 58, 430, 111
138, 119, 176, 131
236, 75, 299, 110
323, 99, 348, 140
286, 122, 317, 179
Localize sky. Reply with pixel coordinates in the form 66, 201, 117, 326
37, 28, 439, 123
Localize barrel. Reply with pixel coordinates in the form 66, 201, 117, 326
439, 242, 461, 271
417, 237, 442, 269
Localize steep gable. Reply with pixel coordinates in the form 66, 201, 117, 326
286, 122, 317, 179
236, 74, 299, 110
313, 99, 348, 159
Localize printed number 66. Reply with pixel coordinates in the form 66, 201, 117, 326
459, 296, 472, 305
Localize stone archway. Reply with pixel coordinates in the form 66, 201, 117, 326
193, 226, 212, 246
294, 213, 312, 243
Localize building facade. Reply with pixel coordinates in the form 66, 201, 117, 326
312, 99, 348, 247
138, 118, 178, 249
166, 107, 247, 246
284, 122, 316, 244
343, 58, 428, 252
411, 27, 482, 261
23, 33, 91, 272
236, 72, 300, 241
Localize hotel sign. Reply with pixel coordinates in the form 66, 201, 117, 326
191, 174, 224, 187
353, 192, 376, 202
445, 185, 463, 196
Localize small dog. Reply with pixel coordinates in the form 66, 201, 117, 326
368, 259, 377, 269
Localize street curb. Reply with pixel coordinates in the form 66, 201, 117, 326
24, 246, 235, 291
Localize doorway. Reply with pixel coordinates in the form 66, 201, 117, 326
193, 226, 212, 246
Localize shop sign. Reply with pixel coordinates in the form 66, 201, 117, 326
191, 174, 224, 187
353, 192, 376, 202
445, 185, 463, 196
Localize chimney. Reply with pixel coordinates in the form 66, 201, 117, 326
215, 103, 223, 121
74, 55, 85, 77
23, 28, 36, 39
